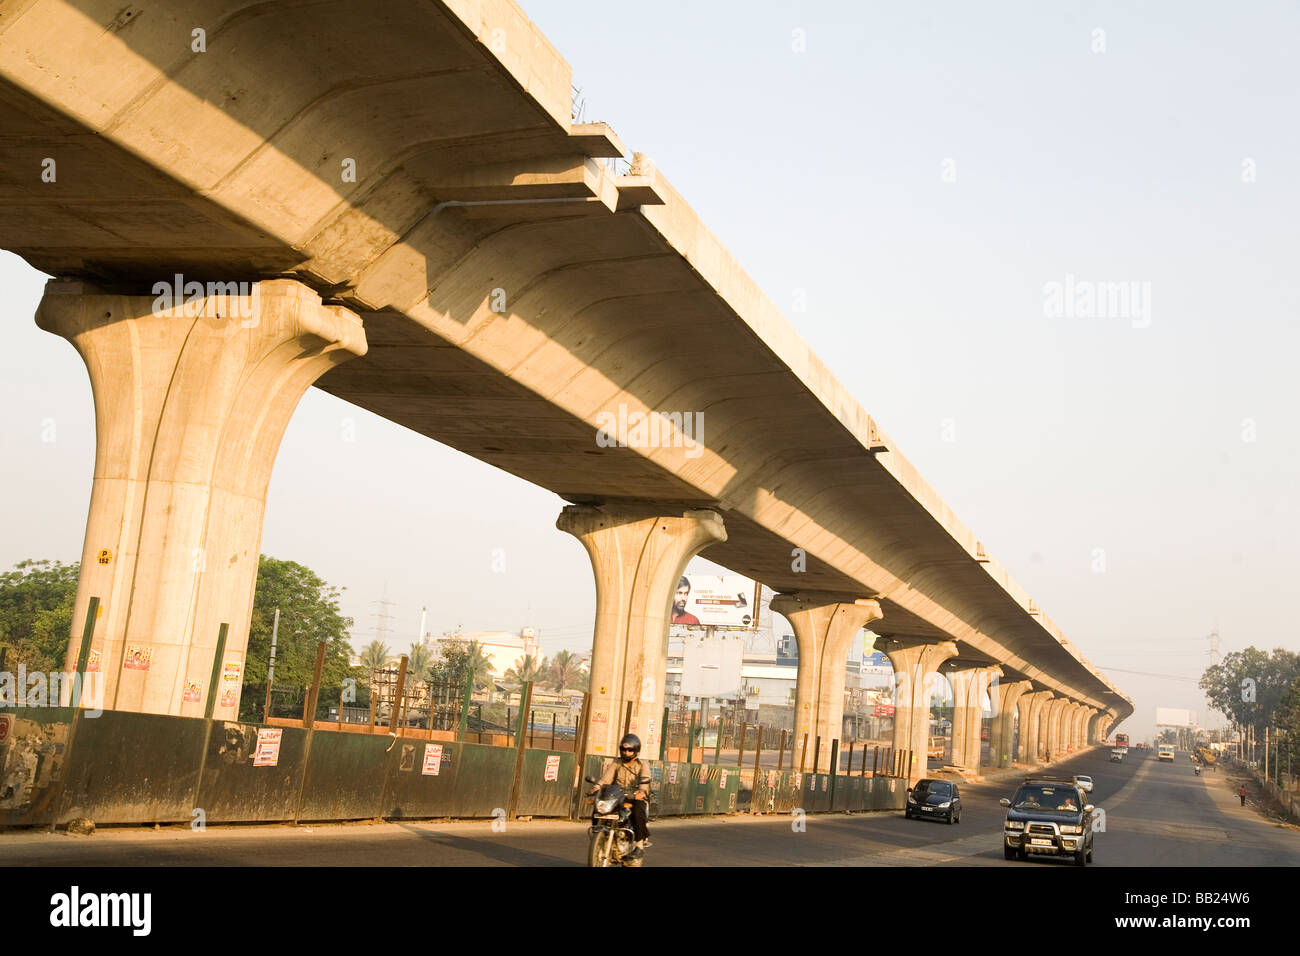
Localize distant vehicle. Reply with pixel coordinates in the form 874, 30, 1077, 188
1000, 776, 1095, 866
1109, 748, 1125, 762
1074, 774, 1094, 794
1158, 745, 1175, 762
905, 779, 962, 824
1114, 733, 1129, 749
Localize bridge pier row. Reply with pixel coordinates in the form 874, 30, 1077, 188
769, 594, 882, 773
879, 638, 958, 783
944, 663, 999, 769
1086, 708, 1104, 745
1073, 705, 1091, 749
1018, 691, 1052, 763
38, 279, 367, 718
557, 504, 725, 758
991, 679, 1031, 768
1044, 698, 1070, 760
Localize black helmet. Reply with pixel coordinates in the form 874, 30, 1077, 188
619, 733, 641, 758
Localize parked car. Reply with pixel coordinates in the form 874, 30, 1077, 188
905, 778, 962, 824
1000, 776, 1095, 866
1074, 774, 1093, 793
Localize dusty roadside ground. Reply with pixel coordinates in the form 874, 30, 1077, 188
1219, 764, 1300, 832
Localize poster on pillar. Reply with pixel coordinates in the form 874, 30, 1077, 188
672, 573, 759, 628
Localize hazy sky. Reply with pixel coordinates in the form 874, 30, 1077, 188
2, 1, 1296, 743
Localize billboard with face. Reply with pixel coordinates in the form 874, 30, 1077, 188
671, 574, 759, 629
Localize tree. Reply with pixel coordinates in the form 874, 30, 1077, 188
406, 642, 433, 681
546, 649, 586, 694
504, 653, 546, 687
428, 638, 495, 692
1200, 648, 1300, 741
359, 641, 392, 672
0, 559, 79, 672
245, 556, 355, 694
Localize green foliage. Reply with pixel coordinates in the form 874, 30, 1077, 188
546, 649, 586, 694
245, 556, 355, 689
0, 559, 80, 672
1199, 647, 1300, 736
359, 641, 392, 672
428, 638, 494, 691
504, 653, 546, 687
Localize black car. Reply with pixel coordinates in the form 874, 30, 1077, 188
1000, 776, 1095, 866
905, 778, 962, 824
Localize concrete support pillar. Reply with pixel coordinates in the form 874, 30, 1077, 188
41, 279, 366, 717
770, 593, 882, 772
992, 680, 1031, 768
1044, 698, 1070, 760
1018, 691, 1053, 763
945, 664, 1000, 769
1087, 709, 1103, 745
558, 504, 726, 758
1069, 704, 1086, 750
1074, 706, 1091, 749
879, 638, 958, 783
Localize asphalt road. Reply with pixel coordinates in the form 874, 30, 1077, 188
2, 748, 1295, 866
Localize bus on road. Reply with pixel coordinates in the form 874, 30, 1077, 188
1114, 733, 1129, 749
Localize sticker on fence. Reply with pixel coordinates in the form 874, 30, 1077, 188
544, 754, 561, 782
253, 728, 282, 767
719, 769, 728, 789
219, 661, 242, 709
695, 796, 704, 811
791, 773, 802, 790
183, 680, 202, 703
0, 714, 11, 742
698, 766, 709, 784
123, 644, 152, 671
86, 648, 100, 673
422, 744, 443, 776
822, 777, 828, 792
668, 764, 679, 784
767, 770, 777, 787
889, 779, 896, 792
592, 711, 607, 723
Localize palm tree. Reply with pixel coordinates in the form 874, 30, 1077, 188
406, 641, 433, 681
360, 641, 391, 672
546, 649, 586, 694
464, 640, 496, 691
504, 653, 546, 687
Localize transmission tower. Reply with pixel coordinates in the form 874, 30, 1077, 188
369, 584, 398, 648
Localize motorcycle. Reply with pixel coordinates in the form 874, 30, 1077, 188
585, 775, 645, 867
1194, 764, 1202, 776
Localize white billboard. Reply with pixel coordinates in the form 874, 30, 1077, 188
679, 631, 745, 698
1155, 707, 1196, 728
671, 574, 759, 629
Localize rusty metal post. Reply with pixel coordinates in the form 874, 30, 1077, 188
829, 738, 840, 807
338, 685, 344, 730
847, 741, 855, 775
737, 723, 748, 768
550, 712, 556, 750
304, 639, 327, 730
812, 735, 821, 774
777, 729, 787, 772
800, 733, 809, 773
714, 715, 723, 765
687, 711, 697, 764
477, 704, 483, 743
368, 689, 376, 733
387, 654, 408, 734
529, 709, 535, 748
507, 681, 533, 819
622, 699, 633, 739
456, 668, 473, 741
569, 693, 593, 820
908, 750, 915, 780
873, 745, 880, 776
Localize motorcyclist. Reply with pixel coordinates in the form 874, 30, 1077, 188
591, 733, 652, 848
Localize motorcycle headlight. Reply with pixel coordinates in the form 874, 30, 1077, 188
1059, 825, 1083, 835
595, 798, 616, 814
1005, 820, 1025, 830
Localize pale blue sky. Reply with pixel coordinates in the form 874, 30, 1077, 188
2, 1, 1297, 741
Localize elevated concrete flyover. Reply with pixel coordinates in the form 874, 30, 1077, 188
0, 0, 1130, 769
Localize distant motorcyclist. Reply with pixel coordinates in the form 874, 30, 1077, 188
590, 733, 652, 848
